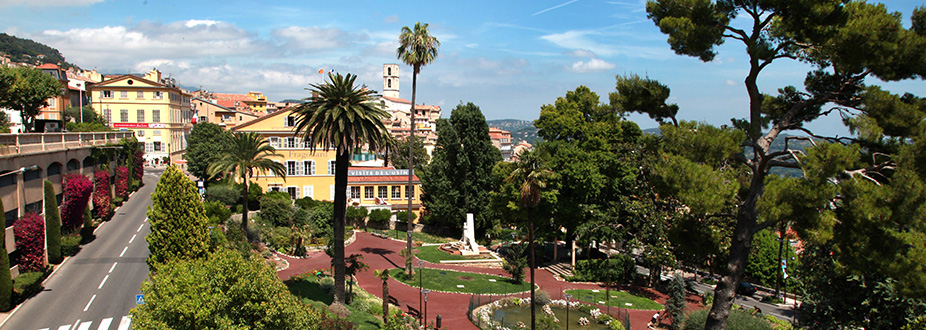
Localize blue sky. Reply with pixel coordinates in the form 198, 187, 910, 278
2, 0, 923, 136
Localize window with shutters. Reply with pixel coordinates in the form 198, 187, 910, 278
303, 160, 315, 175
137, 109, 145, 122
328, 160, 336, 175
287, 186, 298, 200
152, 110, 160, 123
364, 186, 374, 199
137, 91, 144, 99
405, 186, 414, 199
285, 137, 296, 149
119, 109, 128, 122
284, 116, 296, 127
392, 186, 401, 199
378, 186, 387, 198
103, 109, 111, 123
350, 186, 361, 199
120, 91, 128, 99
286, 161, 296, 176
102, 90, 113, 98
303, 185, 314, 199
330, 185, 335, 200
269, 137, 280, 148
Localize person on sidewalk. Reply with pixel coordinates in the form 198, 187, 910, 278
649, 312, 660, 329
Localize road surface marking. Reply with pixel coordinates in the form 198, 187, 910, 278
77, 321, 92, 330
119, 246, 127, 257
109, 262, 117, 273
117, 316, 131, 330
129, 234, 136, 244
98, 275, 109, 289
57, 325, 70, 330
97, 317, 112, 330
84, 295, 96, 311
136, 224, 144, 232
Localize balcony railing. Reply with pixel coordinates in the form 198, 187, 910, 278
0, 132, 135, 156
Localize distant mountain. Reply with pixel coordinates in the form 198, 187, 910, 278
0, 33, 79, 69
487, 119, 539, 145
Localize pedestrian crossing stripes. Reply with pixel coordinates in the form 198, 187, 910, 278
39, 315, 131, 330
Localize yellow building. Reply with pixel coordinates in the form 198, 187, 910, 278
88, 69, 193, 163
192, 97, 260, 130
233, 108, 424, 218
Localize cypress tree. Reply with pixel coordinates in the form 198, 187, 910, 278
44, 180, 62, 264
146, 166, 210, 270
80, 204, 93, 243
0, 198, 12, 311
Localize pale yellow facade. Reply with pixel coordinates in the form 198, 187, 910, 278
233, 108, 423, 218
88, 69, 193, 163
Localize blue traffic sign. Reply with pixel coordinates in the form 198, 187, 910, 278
136, 294, 145, 304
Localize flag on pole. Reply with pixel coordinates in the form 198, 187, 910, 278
318, 69, 324, 74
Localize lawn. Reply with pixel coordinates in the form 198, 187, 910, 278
286, 274, 386, 330
390, 267, 531, 294
415, 245, 495, 263
565, 289, 664, 310
367, 228, 455, 244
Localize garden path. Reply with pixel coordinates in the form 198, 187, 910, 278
278, 231, 703, 330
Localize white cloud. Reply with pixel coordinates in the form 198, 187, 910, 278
565, 49, 597, 58
0, 0, 102, 8
384, 15, 399, 23
184, 20, 218, 28
272, 26, 354, 51
365, 41, 397, 56
569, 58, 616, 73
541, 29, 670, 59
725, 80, 736, 85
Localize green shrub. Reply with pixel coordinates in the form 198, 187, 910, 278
264, 191, 291, 201
368, 209, 391, 224
259, 196, 293, 227
396, 211, 416, 224
308, 202, 333, 238
268, 226, 294, 251
44, 180, 62, 264
764, 315, 794, 330
204, 184, 240, 205
80, 205, 94, 243
346, 206, 368, 226
209, 226, 228, 250
571, 254, 635, 284
60, 234, 82, 257
534, 289, 552, 305
683, 309, 772, 330
204, 200, 232, 225
294, 196, 322, 210
112, 196, 124, 206
12, 271, 47, 302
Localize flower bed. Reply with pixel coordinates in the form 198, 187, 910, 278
472, 297, 627, 330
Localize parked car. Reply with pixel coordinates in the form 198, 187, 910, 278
737, 282, 758, 296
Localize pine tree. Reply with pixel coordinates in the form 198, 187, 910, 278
80, 204, 93, 243
0, 198, 12, 311
44, 180, 62, 264
145, 165, 210, 269
666, 274, 687, 330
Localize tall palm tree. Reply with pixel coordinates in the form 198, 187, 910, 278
397, 21, 440, 275
292, 72, 390, 305
208, 131, 285, 241
374, 269, 391, 324
507, 150, 552, 330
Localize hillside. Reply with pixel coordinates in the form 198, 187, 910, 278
0, 33, 79, 69
487, 119, 538, 144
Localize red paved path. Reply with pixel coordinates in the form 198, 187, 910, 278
278, 232, 702, 330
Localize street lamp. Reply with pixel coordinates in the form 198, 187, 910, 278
418, 260, 424, 322
564, 293, 573, 330
422, 289, 431, 329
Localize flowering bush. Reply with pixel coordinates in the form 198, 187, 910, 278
133, 150, 144, 181
61, 174, 93, 231
93, 170, 112, 220
114, 166, 129, 200
14, 213, 45, 272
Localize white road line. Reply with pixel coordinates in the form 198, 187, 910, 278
129, 234, 136, 244
119, 246, 127, 257
117, 316, 132, 330
144, 217, 148, 222
97, 317, 113, 330
83, 295, 96, 311
77, 321, 92, 330
109, 262, 117, 273
136, 224, 144, 232
98, 275, 109, 289
57, 325, 70, 330
39, 328, 49, 330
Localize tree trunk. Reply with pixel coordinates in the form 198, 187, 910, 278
241, 175, 250, 242
775, 222, 785, 298
406, 67, 418, 276
529, 208, 536, 330
333, 149, 349, 305
383, 279, 390, 323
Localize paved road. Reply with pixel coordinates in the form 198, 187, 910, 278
1, 169, 161, 330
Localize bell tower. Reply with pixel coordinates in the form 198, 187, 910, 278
383, 63, 400, 99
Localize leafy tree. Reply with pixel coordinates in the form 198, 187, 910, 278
146, 166, 210, 269
186, 122, 233, 181
43, 180, 62, 264
645, 1, 926, 328
0, 198, 11, 311
131, 249, 322, 330
390, 135, 429, 169
502, 242, 527, 284
203, 200, 232, 226
63, 106, 103, 124
344, 253, 368, 303
345, 206, 368, 227
259, 194, 293, 227
0, 111, 11, 133
506, 149, 553, 330
292, 72, 389, 305
666, 275, 687, 330
420, 102, 502, 234
368, 208, 392, 225
397, 21, 440, 276
0, 66, 60, 132
204, 182, 240, 205
61, 174, 93, 231
207, 132, 285, 242
13, 213, 44, 272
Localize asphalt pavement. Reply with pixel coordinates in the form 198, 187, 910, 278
0, 168, 161, 330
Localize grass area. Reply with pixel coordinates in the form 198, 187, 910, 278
415, 245, 495, 263
565, 289, 664, 310
367, 228, 455, 244
391, 267, 530, 294
286, 273, 389, 330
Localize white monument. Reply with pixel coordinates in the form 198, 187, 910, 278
458, 213, 481, 256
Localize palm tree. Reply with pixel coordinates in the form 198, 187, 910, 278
292, 72, 390, 305
374, 269, 391, 324
207, 131, 285, 241
397, 21, 440, 275
507, 150, 552, 330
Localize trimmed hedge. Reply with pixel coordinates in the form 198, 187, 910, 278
92, 170, 112, 220
570, 254, 636, 284
14, 213, 45, 272
61, 174, 93, 231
